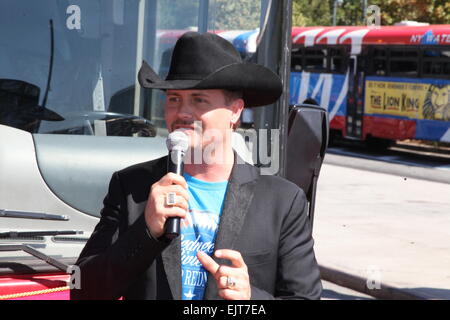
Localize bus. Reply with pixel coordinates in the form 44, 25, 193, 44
1, 0, 326, 300
290, 25, 450, 148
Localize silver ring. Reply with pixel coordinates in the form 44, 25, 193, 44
165, 192, 177, 206
226, 276, 236, 289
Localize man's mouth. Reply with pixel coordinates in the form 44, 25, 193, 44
173, 125, 194, 132
174, 124, 194, 129
172, 121, 197, 131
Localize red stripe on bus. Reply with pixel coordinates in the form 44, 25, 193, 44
330, 115, 345, 132
363, 116, 416, 140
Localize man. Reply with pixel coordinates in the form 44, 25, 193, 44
71, 32, 322, 300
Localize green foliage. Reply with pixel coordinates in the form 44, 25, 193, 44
156, 0, 450, 30
209, 0, 261, 30
293, 0, 450, 27
156, 0, 262, 31
370, 0, 450, 25
292, 0, 332, 26
335, 0, 365, 26
157, 0, 198, 29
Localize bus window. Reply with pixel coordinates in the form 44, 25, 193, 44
329, 47, 345, 74
291, 46, 344, 74
422, 48, 450, 79
304, 48, 327, 72
369, 47, 387, 76
389, 48, 419, 77
291, 48, 303, 71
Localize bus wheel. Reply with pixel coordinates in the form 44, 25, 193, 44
365, 136, 393, 151
328, 130, 344, 147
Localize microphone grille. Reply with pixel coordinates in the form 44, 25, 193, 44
166, 130, 189, 152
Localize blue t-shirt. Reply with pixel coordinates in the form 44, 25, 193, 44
180, 172, 228, 300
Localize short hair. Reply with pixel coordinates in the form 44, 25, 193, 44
222, 90, 244, 130
223, 89, 243, 106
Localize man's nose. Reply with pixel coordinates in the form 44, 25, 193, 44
177, 100, 195, 119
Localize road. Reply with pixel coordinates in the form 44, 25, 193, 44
321, 280, 374, 300
313, 147, 450, 300
326, 145, 450, 183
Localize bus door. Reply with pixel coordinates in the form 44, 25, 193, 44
345, 55, 365, 139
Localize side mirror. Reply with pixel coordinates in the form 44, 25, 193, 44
286, 103, 329, 231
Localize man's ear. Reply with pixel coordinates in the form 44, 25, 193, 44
230, 99, 245, 125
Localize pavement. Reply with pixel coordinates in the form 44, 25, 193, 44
324, 152, 450, 184
312, 155, 450, 300
321, 280, 374, 300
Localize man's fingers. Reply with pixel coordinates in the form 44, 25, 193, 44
199, 250, 251, 301
159, 172, 188, 189
218, 275, 228, 289
163, 206, 188, 219
161, 184, 189, 202
161, 193, 189, 211
217, 273, 243, 289
218, 288, 243, 300
215, 249, 246, 268
197, 251, 220, 275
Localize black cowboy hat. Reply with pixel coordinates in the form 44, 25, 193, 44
138, 31, 282, 108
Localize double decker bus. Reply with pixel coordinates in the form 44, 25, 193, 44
290, 25, 450, 148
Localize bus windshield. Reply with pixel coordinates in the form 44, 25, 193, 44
0, 0, 266, 136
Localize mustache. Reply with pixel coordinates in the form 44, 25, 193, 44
171, 120, 196, 131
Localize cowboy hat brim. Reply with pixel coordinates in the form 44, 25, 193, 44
138, 60, 282, 108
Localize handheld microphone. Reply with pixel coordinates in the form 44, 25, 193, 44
164, 130, 189, 240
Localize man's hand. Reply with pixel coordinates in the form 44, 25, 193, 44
197, 249, 251, 300
144, 173, 189, 239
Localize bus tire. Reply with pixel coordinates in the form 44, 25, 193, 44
365, 136, 393, 151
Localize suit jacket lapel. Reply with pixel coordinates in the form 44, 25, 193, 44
161, 237, 182, 300
152, 156, 181, 300
203, 157, 259, 300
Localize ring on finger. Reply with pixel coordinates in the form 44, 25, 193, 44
165, 192, 177, 206
226, 276, 237, 289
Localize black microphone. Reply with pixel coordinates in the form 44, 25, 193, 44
164, 130, 189, 240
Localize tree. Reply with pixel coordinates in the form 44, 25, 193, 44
293, 0, 450, 27
292, 0, 332, 26
157, 0, 198, 29
335, 0, 365, 26
370, 0, 450, 25
209, 0, 262, 30
157, 0, 263, 31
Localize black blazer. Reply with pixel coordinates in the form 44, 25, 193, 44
71, 156, 322, 300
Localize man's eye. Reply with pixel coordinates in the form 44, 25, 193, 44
194, 97, 208, 104
167, 97, 180, 103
